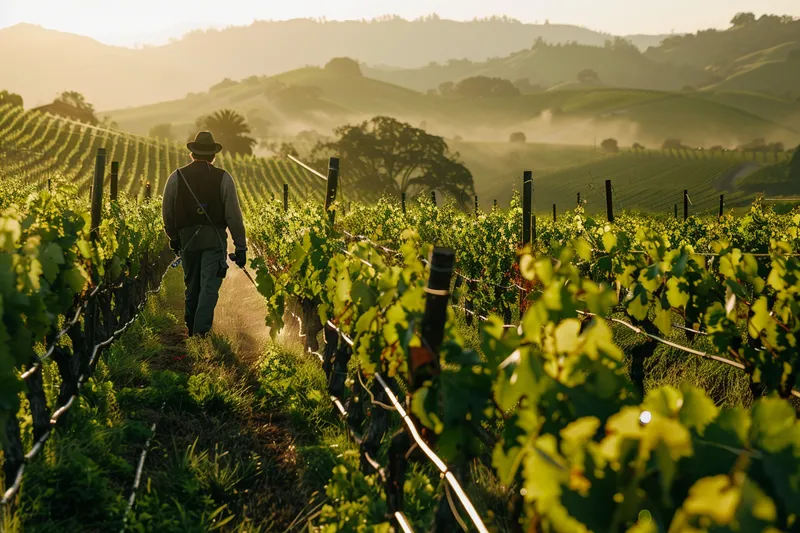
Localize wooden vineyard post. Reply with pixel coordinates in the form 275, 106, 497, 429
553, 203, 556, 223
474, 195, 479, 216
86, 148, 106, 378
401, 192, 406, 215
283, 183, 289, 212
387, 247, 455, 521
110, 161, 119, 202
521, 171, 532, 315
144, 182, 152, 200
719, 194, 724, 219
577, 192, 581, 207
674, 204, 678, 219
89, 185, 93, 200
430, 190, 437, 206
493, 199, 497, 209
522, 171, 532, 247
683, 189, 689, 221
605, 179, 614, 223
91, 149, 106, 243
324, 157, 339, 224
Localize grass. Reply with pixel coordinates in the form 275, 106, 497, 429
0, 268, 352, 532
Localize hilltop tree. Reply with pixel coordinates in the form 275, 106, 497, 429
149, 123, 174, 141
50, 91, 99, 125
0, 90, 23, 108
210, 78, 238, 92
324, 57, 362, 77
731, 12, 757, 27
311, 116, 474, 198
438, 81, 455, 96
509, 132, 526, 144
194, 109, 256, 155
454, 76, 520, 98
601, 138, 619, 153
577, 69, 600, 84
790, 145, 800, 182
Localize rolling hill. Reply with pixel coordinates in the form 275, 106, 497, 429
365, 16, 800, 99
103, 68, 800, 149
364, 41, 715, 93
0, 19, 670, 111
4, 101, 778, 216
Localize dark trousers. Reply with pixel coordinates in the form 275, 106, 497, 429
182, 248, 225, 335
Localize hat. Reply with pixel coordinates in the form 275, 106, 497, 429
187, 131, 223, 155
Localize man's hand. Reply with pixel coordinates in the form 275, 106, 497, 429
170, 239, 181, 255
233, 249, 247, 268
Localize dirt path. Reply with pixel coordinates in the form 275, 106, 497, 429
212, 241, 270, 365
139, 257, 328, 531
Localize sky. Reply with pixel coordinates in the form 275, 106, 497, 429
1, 0, 798, 46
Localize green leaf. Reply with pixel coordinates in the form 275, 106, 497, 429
678, 384, 718, 434
554, 319, 582, 353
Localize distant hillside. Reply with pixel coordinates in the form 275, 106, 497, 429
103, 67, 800, 149
0, 18, 669, 110
364, 40, 715, 93
645, 15, 800, 73
646, 15, 800, 98
366, 14, 800, 98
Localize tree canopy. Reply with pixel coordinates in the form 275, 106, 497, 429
0, 90, 23, 108
790, 145, 800, 182
453, 76, 520, 98
46, 91, 100, 125
601, 138, 619, 153
311, 116, 474, 199
324, 57, 362, 77
194, 109, 257, 156
577, 69, 601, 84
509, 132, 526, 144
731, 13, 757, 27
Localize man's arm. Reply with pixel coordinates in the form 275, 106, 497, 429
162, 172, 179, 241
221, 172, 247, 251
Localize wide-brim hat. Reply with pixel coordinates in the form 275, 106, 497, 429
187, 131, 223, 155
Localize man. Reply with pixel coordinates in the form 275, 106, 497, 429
162, 131, 247, 337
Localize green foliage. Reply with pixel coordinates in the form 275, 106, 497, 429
790, 145, 800, 181
453, 76, 520, 98
249, 196, 800, 531
52, 90, 100, 125
0, 90, 23, 108
194, 109, 257, 156
324, 57, 363, 77
310, 115, 474, 198
601, 138, 619, 153
509, 131, 526, 144
0, 184, 164, 432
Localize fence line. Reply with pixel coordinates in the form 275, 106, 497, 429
323, 320, 489, 533
1, 262, 173, 506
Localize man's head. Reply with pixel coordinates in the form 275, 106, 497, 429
187, 131, 223, 161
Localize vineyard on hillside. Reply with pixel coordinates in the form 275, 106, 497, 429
3, 102, 791, 216
0, 103, 325, 206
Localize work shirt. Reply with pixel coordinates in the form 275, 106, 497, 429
162, 167, 247, 252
